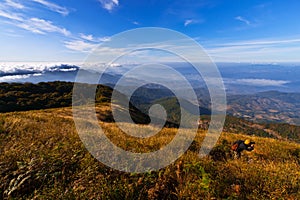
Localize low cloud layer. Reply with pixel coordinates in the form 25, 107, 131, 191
0, 63, 79, 77
230, 78, 290, 86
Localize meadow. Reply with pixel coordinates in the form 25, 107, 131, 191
0, 105, 299, 199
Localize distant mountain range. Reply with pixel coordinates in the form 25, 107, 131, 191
227, 91, 300, 125
1, 62, 300, 93
128, 86, 300, 126
0, 62, 299, 125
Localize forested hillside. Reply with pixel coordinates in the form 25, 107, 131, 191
0, 82, 299, 142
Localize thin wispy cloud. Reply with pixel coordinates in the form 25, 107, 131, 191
184, 19, 194, 26
31, 0, 70, 16
80, 33, 94, 41
0, 2, 71, 36
17, 18, 70, 36
79, 33, 111, 42
206, 37, 300, 63
184, 19, 203, 27
218, 38, 300, 47
1, 1, 299, 63
5, 0, 24, 9
98, 0, 119, 12
235, 16, 250, 25
0, 9, 22, 21
64, 40, 98, 53
66, 33, 112, 53
65, 34, 300, 63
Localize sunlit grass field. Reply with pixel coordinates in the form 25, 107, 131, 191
0, 106, 299, 199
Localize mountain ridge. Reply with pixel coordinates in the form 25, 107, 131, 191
0, 81, 299, 143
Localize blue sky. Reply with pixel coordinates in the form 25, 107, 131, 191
1, 0, 300, 62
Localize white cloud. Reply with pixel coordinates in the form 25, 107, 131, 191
98, 0, 119, 12
235, 16, 250, 25
0, 74, 30, 82
234, 79, 290, 86
80, 33, 111, 42
0, 3, 71, 37
64, 40, 98, 53
31, 0, 70, 16
80, 33, 94, 41
17, 23, 45, 34
0, 62, 81, 82
0, 9, 22, 21
184, 19, 203, 27
108, 63, 122, 67
0, 62, 80, 74
98, 36, 111, 42
184, 19, 193, 26
5, 0, 24, 9
132, 21, 139, 25
184, 19, 194, 26
17, 18, 70, 36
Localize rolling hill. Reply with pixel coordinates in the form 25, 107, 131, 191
1, 81, 299, 143
127, 86, 300, 125
0, 103, 299, 199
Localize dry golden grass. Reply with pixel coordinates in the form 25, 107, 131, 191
0, 106, 299, 199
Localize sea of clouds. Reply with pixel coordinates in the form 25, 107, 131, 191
0, 62, 298, 94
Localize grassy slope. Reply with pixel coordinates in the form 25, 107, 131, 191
1, 81, 300, 142
0, 106, 299, 199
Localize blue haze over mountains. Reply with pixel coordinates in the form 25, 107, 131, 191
1, 62, 299, 94
1, 62, 300, 124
